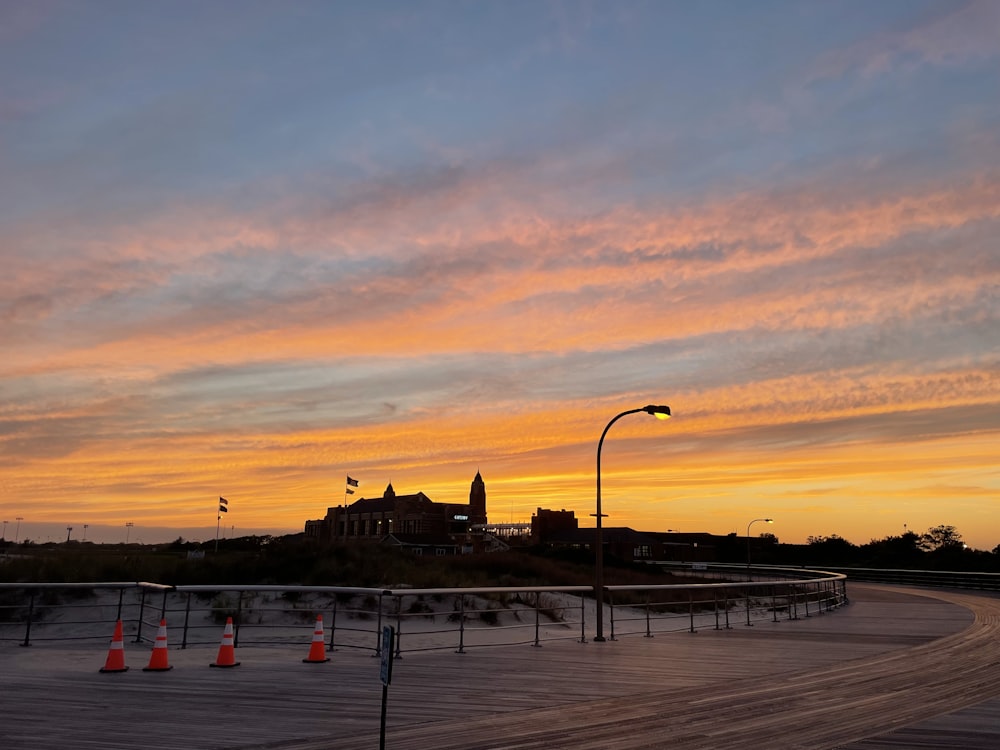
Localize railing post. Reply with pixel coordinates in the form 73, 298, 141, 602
533, 591, 542, 648
579, 593, 587, 644
745, 586, 753, 627
182, 592, 192, 649
115, 588, 124, 621
328, 597, 337, 653
772, 586, 779, 623
609, 591, 617, 641
21, 590, 35, 647
688, 590, 696, 633
724, 588, 731, 630
394, 595, 403, 659
456, 594, 466, 654
375, 592, 384, 656
644, 594, 652, 638
815, 582, 823, 615
233, 590, 244, 647
135, 587, 147, 643
161, 589, 169, 620
713, 589, 720, 630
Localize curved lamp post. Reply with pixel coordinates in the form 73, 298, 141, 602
594, 404, 671, 642
746, 517, 773, 568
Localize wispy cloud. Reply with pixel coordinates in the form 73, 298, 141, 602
1, 2, 998, 548
807, 1, 1000, 82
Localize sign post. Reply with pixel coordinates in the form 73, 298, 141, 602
379, 626, 395, 750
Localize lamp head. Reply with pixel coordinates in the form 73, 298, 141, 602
765, 518, 774, 523
643, 404, 671, 420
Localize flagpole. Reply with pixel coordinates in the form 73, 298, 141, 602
344, 476, 359, 542
215, 497, 229, 553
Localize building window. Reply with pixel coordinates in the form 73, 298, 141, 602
634, 544, 652, 559
412, 548, 423, 556
436, 548, 448, 556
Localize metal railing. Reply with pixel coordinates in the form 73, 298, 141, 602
0, 582, 173, 648
806, 566, 1000, 591
605, 575, 846, 638
0, 568, 846, 654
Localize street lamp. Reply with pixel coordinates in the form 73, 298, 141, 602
125, 522, 134, 544
14, 517, 23, 544
594, 404, 671, 642
746, 518, 774, 567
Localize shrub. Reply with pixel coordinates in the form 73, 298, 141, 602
210, 594, 239, 625
405, 599, 434, 618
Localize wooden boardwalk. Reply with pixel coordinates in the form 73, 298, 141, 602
2, 583, 1000, 749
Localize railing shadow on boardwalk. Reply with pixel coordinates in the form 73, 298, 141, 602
0, 565, 846, 654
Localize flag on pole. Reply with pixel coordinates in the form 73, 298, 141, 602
219, 497, 228, 505
346, 476, 359, 487
219, 504, 228, 513
346, 488, 355, 495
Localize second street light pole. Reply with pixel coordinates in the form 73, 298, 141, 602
594, 404, 671, 642
746, 517, 774, 568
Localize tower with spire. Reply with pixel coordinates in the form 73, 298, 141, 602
469, 470, 487, 526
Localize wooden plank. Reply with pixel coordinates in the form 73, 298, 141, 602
1, 584, 998, 750
841, 698, 1000, 749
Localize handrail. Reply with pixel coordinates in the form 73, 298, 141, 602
806, 566, 1000, 590
0, 581, 173, 590
0, 571, 846, 653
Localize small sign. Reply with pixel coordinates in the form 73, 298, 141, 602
380, 626, 394, 686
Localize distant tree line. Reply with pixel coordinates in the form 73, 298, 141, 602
739, 525, 1000, 572
4, 524, 1000, 578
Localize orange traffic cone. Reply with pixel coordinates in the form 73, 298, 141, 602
143, 619, 173, 672
99, 619, 129, 673
302, 615, 330, 663
210, 616, 240, 668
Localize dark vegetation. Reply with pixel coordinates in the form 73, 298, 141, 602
2, 524, 997, 591
0, 535, 693, 590
743, 525, 1000, 572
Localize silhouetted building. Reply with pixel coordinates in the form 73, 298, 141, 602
540, 525, 665, 562
468, 470, 487, 526
531, 507, 578, 542
530, 524, 720, 563
304, 471, 489, 552
381, 533, 460, 556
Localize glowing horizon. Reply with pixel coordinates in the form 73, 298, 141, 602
1, 2, 998, 550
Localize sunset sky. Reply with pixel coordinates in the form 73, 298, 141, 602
1, 1, 998, 548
